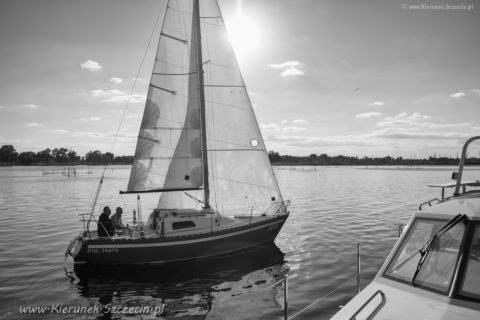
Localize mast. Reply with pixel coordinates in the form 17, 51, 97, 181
193, 0, 210, 209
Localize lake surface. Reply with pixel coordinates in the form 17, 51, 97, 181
1, 165, 479, 319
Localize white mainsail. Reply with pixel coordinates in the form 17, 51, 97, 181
128, 0, 283, 216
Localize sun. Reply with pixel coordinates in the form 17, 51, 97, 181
225, 14, 261, 59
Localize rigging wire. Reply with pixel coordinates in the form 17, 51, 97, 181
102, 4, 165, 174
88, 3, 165, 217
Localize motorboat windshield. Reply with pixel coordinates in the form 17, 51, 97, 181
384, 216, 466, 294
458, 223, 480, 301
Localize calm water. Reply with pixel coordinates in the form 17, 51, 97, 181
0, 165, 478, 319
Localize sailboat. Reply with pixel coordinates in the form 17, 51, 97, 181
66, 0, 289, 264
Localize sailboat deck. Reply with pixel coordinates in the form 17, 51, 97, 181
85, 214, 287, 243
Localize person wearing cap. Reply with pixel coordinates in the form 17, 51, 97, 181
98, 206, 115, 237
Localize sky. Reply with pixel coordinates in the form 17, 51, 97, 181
0, 0, 479, 158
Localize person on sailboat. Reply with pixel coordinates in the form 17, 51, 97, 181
97, 206, 114, 237
111, 207, 131, 234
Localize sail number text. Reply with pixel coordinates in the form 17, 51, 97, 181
267, 224, 279, 231
88, 248, 119, 253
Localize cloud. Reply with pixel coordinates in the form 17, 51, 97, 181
449, 92, 465, 98
73, 131, 105, 138
283, 126, 306, 133
80, 116, 102, 122
355, 112, 382, 119
23, 104, 38, 109
92, 89, 123, 97
260, 123, 281, 131
110, 77, 123, 84
281, 68, 304, 77
25, 122, 42, 127
427, 122, 470, 128
264, 134, 310, 144
270, 61, 302, 69
271, 128, 470, 150
370, 127, 471, 140
293, 119, 307, 124
377, 112, 432, 127
91, 89, 146, 103
260, 119, 308, 133
376, 112, 470, 130
80, 60, 102, 71
472, 89, 480, 96
266, 134, 380, 148
270, 60, 305, 78
0, 106, 4, 110
46, 129, 68, 134
409, 112, 432, 120
367, 101, 385, 107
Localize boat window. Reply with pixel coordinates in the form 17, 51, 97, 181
458, 224, 480, 301
172, 220, 196, 230
384, 218, 466, 294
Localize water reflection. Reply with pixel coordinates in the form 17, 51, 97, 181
66, 243, 288, 319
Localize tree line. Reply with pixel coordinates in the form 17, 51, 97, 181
0, 145, 133, 166
267, 151, 480, 166
1, 144, 479, 166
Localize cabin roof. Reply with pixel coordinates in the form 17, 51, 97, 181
419, 192, 480, 219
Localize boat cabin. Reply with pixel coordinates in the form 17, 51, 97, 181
146, 208, 222, 236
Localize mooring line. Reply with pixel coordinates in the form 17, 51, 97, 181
288, 277, 354, 320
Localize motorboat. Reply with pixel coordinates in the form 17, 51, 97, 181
330, 136, 480, 319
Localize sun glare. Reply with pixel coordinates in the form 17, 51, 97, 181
226, 15, 261, 59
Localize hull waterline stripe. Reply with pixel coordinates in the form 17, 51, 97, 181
88, 219, 283, 249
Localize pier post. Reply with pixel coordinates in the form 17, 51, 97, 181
357, 242, 361, 294
284, 275, 288, 320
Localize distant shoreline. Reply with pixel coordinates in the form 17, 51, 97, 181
2, 144, 480, 167
2, 162, 480, 167
270, 162, 480, 166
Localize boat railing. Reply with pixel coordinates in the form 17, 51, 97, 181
424, 137, 480, 202
78, 213, 116, 240
225, 200, 290, 218
453, 136, 480, 196
418, 198, 440, 211
348, 290, 386, 320
266, 200, 290, 215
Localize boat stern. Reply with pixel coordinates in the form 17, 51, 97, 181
65, 235, 86, 262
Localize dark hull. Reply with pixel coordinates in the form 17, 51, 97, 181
73, 214, 288, 265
